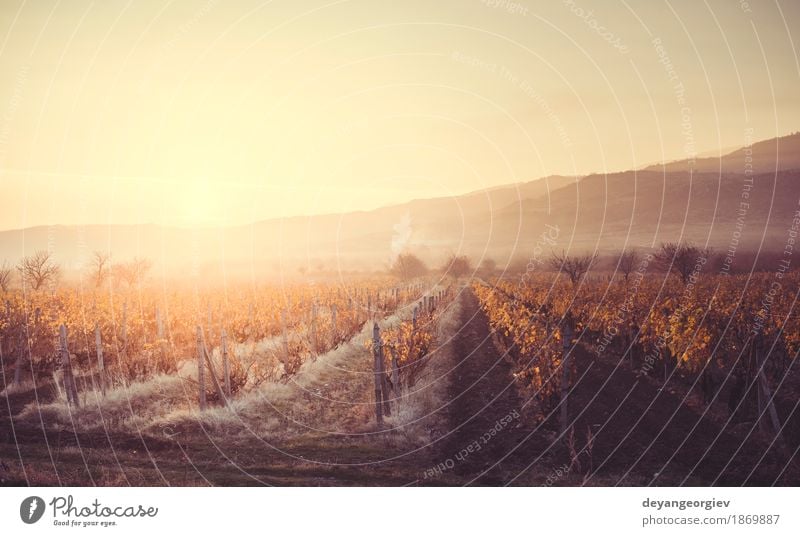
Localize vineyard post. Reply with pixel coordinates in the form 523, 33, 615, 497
381, 343, 392, 417
29, 309, 40, 385
281, 310, 289, 363
156, 306, 167, 365
222, 328, 231, 398
196, 326, 206, 411
4, 300, 10, 321
560, 318, 574, 434
155, 306, 162, 338
4, 298, 10, 373
626, 323, 634, 369
372, 323, 384, 426
59, 324, 79, 407
753, 338, 765, 430
412, 306, 417, 330
95, 324, 106, 396
310, 303, 317, 353
121, 301, 128, 350
754, 336, 782, 439
390, 346, 400, 400
13, 325, 24, 386
247, 302, 254, 341
201, 336, 227, 406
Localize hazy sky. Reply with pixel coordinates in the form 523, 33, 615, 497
0, 0, 798, 230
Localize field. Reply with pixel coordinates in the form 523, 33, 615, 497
0, 265, 799, 486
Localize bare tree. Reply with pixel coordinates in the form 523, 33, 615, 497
17, 250, 61, 291
616, 249, 639, 284
0, 261, 12, 292
390, 253, 428, 280
549, 250, 597, 286
90, 251, 111, 288
113, 257, 152, 289
441, 254, 472, 279
654, 242, 709, 284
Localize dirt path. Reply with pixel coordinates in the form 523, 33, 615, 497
566, 341, 795, 485
434, 289, 531, 484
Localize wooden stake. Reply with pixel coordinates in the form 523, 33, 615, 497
196, 326, 206, 411
13, 327, 24, 386
754, 336, 782, 439
59, 324, 79, 407
280, 309, 289, 363
222, 329, 231, 398
247, 302, 254, 341
560, 318, 573, 434
156, 307, 164, 339
156, 306, 168, 368
202, 343, 227, 406
331, 304, 337, 345
372, 323, 384, 426
121, 302, 128, 349
390, 345, 400, 400
310, 303, 317, 353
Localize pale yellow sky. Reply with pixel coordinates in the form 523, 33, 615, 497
0, 0, 798, 230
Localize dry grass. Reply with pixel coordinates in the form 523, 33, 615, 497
0, 379, 39, 397
16, 373, 194, 432
382, 292, 462, 444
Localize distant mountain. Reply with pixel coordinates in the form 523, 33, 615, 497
491, 169, 800, 255
0, 134, 798, 279
0, 175, 576, 278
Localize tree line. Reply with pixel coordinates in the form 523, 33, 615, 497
391, 241, 791, 286
0, 251, 152, 292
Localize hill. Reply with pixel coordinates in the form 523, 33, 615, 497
0, 134, 798, 279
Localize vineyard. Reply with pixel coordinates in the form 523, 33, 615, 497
472, 267, 800, 484
1, 266, 799, 486
1, 281, 441, 396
